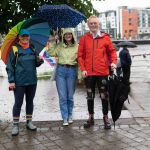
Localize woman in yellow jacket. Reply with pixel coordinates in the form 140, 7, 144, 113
47, 28, 78, 126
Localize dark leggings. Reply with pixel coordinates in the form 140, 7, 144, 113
13, 84, 37, 117
84, 76, 108, 115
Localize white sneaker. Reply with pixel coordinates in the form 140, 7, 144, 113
12, 124, 19, 136
68, 117, 73, 124
26, 121, 37, 131
63, 120, 69, 126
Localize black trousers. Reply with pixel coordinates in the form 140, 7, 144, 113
13, 84, 37, 117
122, 66, 131, 84
84, 76, 109, 115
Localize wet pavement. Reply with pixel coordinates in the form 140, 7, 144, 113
0, 78, 131, 122
1, 77, 150, 149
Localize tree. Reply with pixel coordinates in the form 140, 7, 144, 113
0, 0, 101, 33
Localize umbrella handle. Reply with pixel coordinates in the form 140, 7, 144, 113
113, 69, 117, 76
109, 68, 117, 79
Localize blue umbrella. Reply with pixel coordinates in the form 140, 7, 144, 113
34, 4, 86, 29
21, 17, 50, 53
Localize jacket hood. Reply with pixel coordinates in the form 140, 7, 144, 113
62, 28, 77, 46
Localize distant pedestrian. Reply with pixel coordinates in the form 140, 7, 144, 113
119, 46, 132, 84
6, 29, 43, 136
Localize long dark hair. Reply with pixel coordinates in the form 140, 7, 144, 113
63, 33, 75, 45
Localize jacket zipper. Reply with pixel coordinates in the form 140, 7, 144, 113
92, 39, 94, 72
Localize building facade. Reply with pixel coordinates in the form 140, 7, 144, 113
117, 6, 139, 40
138, 8, 150, 39
99, 10, 117, 39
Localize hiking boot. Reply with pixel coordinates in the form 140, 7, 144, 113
68, 117, 73, 124
12, 124, 19, 136
26, 121, 37, 131
103, 116, 111, 129
63, 120, 69, 126
84, 119, 94, 128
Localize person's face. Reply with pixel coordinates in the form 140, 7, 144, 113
88, 18, 100, 34
64, 32, 73, 43
19, 35, 30, 44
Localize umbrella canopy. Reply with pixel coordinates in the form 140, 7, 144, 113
0, 21, 24, 64
108, 75, 130, 128
34, 4, 86, 29
22, 18, 50, 53
117, 41, 137, 48
113, 43, 119, 51
0, 18, 50, 64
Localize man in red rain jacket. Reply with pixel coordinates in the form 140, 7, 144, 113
78, 16, 117, 129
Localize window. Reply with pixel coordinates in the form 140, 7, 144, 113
129, 30, 133, 33
129, 18, 132, 25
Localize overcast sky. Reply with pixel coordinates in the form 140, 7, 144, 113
92, 0, 150, 12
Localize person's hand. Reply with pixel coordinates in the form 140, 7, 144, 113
48, 35, 56, 43
82, 70, 87, 78
111, 63, 117, 71
37, 56, 44, 64
55, 34, 59, 40
38, 56, 43, 60
9, 83, 15, 91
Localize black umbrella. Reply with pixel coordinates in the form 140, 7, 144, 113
113, 43, 119, 51
117, 41, 137, 48
108, 75, 130, 128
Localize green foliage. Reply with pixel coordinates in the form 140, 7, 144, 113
0, 0, 101, 34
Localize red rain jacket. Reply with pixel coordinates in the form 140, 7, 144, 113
78, 32, 117, 76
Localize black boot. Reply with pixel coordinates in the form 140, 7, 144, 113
103, 115, 111, 129
84, 116, 94, 128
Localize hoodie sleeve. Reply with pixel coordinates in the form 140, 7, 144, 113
6, 49, 16, 83
47, 42, 58, 57
78, 36, 86, 71
105, 36, 117, 65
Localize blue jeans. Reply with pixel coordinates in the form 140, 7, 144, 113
55, 65, 77, 120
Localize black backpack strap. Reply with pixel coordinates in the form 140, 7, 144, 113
30, 44, 36, 54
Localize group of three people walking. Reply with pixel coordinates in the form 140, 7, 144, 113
6, 15, 117, 136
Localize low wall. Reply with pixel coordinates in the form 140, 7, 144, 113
0, 60, 7, 77
113, 40, 150, 45
0, 60, 54, 78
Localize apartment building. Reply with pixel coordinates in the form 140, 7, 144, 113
99, 10, 117, 39
138, 8, 150, 39
117, 6, 139, 40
